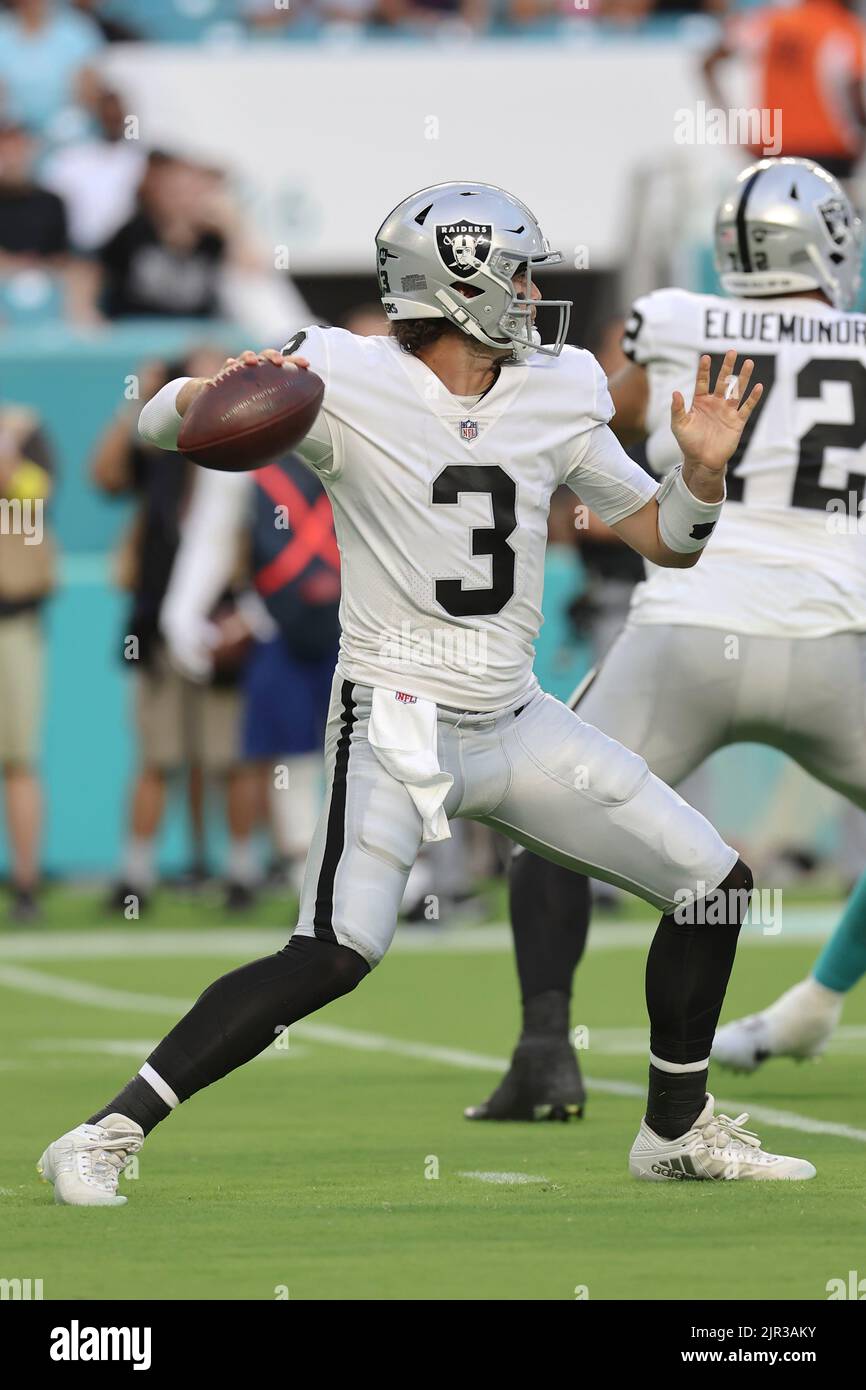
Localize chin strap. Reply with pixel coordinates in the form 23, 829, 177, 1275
434, 285, 541, 360
509, 328, 542, 362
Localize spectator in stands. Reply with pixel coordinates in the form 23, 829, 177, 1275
69, 0, 143, 43
704, 0, 866, 179
0, 393, 56, 923
42, 86, 147, 254
241, 0, 305, 28
242, 0, 380, 28
91, 350, 262, 915
592, 0, 653, 28
376, 0, 491, 34
241, 455, 342, 893
157, 437, 341, 896
75, 152, 291, 325
0, 119, 100, 325
193, 161, 315, 341
0, 0, 104, 142
88, 153, 231, 320
0, 121, 67, 264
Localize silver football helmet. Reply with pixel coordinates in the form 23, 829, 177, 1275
715, 156, 862, 310
375, 181, 571, 357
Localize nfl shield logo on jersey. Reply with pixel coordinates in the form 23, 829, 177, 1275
460, 418, 478, 441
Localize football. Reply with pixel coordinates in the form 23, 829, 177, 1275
177, 358, 324, 471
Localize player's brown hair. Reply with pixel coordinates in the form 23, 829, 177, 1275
389, 319, 459, 355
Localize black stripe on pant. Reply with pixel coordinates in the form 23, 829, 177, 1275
568, 665, 598, 714
313, 680, 356, 943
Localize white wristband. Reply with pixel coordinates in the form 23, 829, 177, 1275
138, 377, 192, 451
656, 464, 724, 554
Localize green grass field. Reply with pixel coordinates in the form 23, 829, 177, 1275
3, 889, 865, 1301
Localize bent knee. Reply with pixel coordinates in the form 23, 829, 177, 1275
326, 940, 371, 993
717, 857, 753, 899
673, 856, 753, 928
283, 932, 372, 988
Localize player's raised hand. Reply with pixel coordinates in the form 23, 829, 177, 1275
670, 350, 762, 477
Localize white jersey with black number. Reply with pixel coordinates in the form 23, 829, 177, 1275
286, 327, 658, 710
622, 288, 866, 637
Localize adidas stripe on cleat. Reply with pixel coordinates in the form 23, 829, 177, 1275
629, 1094, 816, 1181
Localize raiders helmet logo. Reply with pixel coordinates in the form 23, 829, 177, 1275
435, 222, 493, 279
818, 197, 850, 247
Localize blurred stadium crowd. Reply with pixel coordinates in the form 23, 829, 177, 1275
0, 0, 785, 53
3, 0, 866, 922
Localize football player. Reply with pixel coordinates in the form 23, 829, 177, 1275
467, 156, 866, 1120
38, 180, 811, 1206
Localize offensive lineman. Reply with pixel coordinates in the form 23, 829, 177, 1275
468, 157, 866, 1122
37, 180, 812, 1205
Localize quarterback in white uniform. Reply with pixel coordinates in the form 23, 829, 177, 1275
37, 180, 813, 1207
474, 157, 866, 1125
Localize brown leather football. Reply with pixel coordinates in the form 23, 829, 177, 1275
177, 359, 324, 472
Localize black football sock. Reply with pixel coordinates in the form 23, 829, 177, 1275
509, 851, 591, 1037
87, 936, 369, 1135
645, 858, 753, 1139
645, 1064, 709, 1143
88, 1077, 171, 1136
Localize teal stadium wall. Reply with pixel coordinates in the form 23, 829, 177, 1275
0, 321, 239, 877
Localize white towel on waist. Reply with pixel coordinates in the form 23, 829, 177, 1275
367, 687, 453, 843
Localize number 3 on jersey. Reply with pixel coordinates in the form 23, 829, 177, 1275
432, 464, 517, 617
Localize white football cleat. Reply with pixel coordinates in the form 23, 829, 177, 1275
712, 977, 844, 1073
37, 1113, 144, 1206
629, 1094, 816, 1181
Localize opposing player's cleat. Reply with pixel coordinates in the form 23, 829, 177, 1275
712, 976, 844, 1073
629, 1094, 816, 1181
8, 888, 42, 924
464, 1038, 586, 1121
37, 1113, 144, 1206
224, 880, 258, 913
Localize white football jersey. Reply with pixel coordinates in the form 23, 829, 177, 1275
288, 327, 658, 710
623, 288, 866, 637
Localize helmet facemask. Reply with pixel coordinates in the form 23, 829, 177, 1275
436, 245, 571, 358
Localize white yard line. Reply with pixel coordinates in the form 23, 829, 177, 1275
3, 964, 866, 1144
0, 965, 189, 1015
0, 908, 843, 963
457, 1171, 553, 1185
26, 1037, 312, 1063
